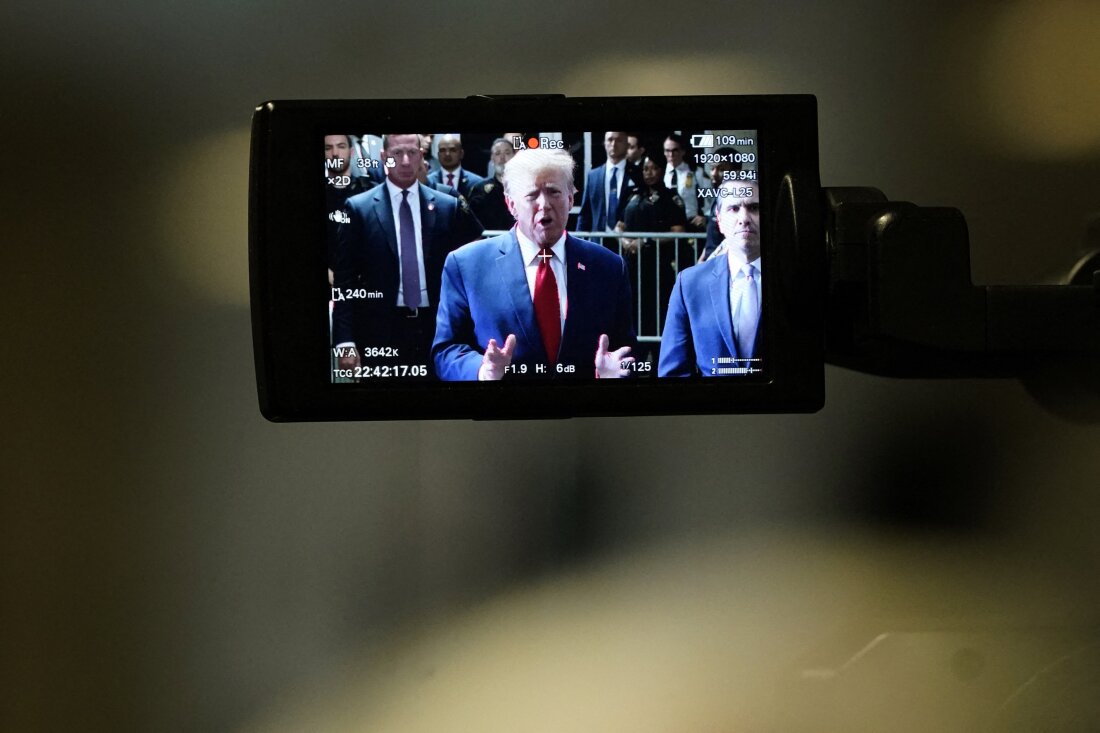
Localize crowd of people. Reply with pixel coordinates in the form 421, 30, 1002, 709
324, 131, 761, 379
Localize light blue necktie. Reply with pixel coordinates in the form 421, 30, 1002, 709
736, 264, 759, 367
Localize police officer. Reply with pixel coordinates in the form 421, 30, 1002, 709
466, 137, 517, 233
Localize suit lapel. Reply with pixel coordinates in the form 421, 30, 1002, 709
437, 168, 456, 192
560, 236, 589, 357
419, 183, 436, 259
707, 259, 737, 357
604, 166, 615, 226
372, 185, 399, 258
496, 232, 539, 356
617, 162, 635, 206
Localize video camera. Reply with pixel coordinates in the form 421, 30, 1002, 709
249, 95, 1099, 421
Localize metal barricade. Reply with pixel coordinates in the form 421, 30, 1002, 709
481, 229, 702, 343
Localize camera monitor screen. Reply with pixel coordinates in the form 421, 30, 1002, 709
325, 130, 761, 383
250, 96, 824, 420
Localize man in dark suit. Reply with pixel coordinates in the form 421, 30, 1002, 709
576, 131, 641, 244
417, 151, 460, 197
428, 134, 485, 199
626, 133, 646, 167
332, 133, 483, 377
324, 134, 375, 284
432, 147, 637, 381
658, 180, 761, 376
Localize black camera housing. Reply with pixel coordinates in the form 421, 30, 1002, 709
249, 94, 824, 420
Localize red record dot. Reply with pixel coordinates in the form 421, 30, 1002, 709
526, 136, 540, 149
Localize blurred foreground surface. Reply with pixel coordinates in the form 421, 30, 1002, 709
242, 531, 1100, 733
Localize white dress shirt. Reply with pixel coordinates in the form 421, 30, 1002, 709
439, 166, 463, 191
515, 228, 568, 332
665, 162, 699, 218
604, 159, 627, 231
386, 179, 428, 308
728, 256, 762, 347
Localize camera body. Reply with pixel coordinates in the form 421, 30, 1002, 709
250, 95, 824, 420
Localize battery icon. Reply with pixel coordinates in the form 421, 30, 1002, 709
690, 133, 714, 148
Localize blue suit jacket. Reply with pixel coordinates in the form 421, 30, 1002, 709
428, 168, 485, 198
658, 255, 761, 376
432, 232, 636, 380
576, 162, 640, 235
332, 183, 483, 348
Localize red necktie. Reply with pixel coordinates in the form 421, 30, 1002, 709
447, 172, 455, 188
533, 248, 561, 363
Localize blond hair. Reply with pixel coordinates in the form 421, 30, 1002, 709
502, 147, 576, 196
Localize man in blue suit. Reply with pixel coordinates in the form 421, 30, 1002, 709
332, 133, 483, 377
427, 134, 486, 199
576, 131, 641, 243
658, 180, 762, 376
433, 147, 637, 381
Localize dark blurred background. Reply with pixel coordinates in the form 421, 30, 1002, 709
3, 2, 1099, 731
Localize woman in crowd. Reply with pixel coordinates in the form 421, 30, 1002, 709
622, 155, 688, 347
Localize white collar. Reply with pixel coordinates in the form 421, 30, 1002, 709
727, 251, 762, 276
385, 178, 419, 201
516, 228, 567, 265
